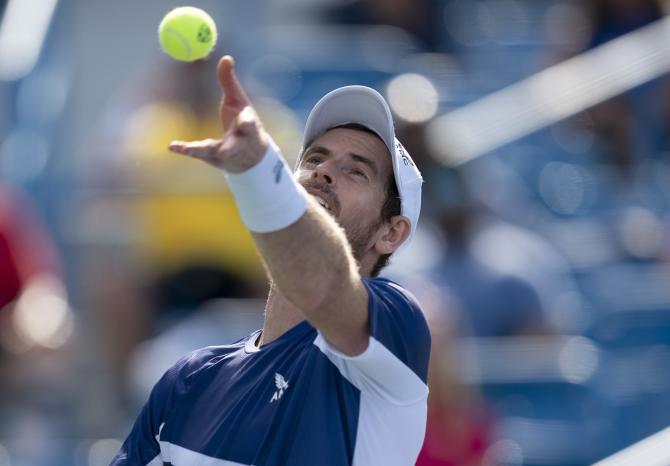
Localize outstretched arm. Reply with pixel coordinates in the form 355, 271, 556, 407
169, 56, 368, 355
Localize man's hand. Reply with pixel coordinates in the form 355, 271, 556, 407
169, 56, 269, 173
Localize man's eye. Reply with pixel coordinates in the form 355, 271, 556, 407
352, 169, 368, 180
305, 156, 322, 165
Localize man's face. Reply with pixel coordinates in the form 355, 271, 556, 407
295, 127, 393, 261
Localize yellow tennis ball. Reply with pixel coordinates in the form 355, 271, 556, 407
158, 6, 217, 62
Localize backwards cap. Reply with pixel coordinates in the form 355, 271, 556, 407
301, 85, 423, 251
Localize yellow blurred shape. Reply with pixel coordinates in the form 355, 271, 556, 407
117, 98, 303, 279
123, 101, 209, 158
136, 193, 262, 278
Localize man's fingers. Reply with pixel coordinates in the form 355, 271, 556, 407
169, 136, 243, 168
169, 138, 221, 158
218, 55, 251, 108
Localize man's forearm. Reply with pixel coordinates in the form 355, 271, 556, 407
252, 197, 362, 312
251, 198, 369, 352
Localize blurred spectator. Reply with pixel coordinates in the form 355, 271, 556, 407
79, 59, 277, 434
0, 184, 76, 465
407, 170, 560, 465
0, 185, 63, 313
387, 119, 557, 464
407, 282, 493, 466
83, 58, 298, 285
426, 167, 552, 337
0, 184, 70, 352
386, 127, 521, 465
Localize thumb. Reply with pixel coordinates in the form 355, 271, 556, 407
218, 55, 251, 108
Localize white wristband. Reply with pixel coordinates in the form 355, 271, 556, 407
223, 139, 308, 233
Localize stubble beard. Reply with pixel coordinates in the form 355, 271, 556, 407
344, 215, 383, 263
299, 178, 382, 263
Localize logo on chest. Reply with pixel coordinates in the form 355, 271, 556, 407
270, 372, 289, 403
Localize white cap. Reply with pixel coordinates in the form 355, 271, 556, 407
301, 85, 423, 251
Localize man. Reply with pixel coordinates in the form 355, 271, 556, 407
112, 56, 430, 466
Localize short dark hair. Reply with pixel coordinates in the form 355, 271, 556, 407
330, 124, 402, 277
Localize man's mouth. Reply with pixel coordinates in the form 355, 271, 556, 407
314, 195, 331, 212
308, 190, 337, 216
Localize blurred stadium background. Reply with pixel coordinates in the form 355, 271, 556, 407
2, 0, 670, 465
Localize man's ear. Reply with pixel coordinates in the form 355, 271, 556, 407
374, 215, 411, 255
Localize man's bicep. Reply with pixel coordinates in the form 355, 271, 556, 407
311, 276, 370, 356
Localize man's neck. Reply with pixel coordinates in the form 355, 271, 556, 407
257, 253, 374, 347
258, 283, 306, 347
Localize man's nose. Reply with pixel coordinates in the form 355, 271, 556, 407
312, 159, 336, 186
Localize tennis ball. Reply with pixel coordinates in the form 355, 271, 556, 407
158, 7, 217, 62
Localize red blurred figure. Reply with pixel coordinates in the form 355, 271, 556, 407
0, 184, 62, 314
415, 290, 494, 466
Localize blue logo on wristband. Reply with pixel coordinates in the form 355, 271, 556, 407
273, 161, 284, 184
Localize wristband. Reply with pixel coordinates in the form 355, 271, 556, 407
223, 139, 308, 233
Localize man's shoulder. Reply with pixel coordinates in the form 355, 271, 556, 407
363, 277, 426, 321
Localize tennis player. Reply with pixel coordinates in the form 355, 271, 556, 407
111, 56, 430, 466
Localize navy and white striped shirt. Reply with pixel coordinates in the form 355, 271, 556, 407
111, 278, 431, 466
